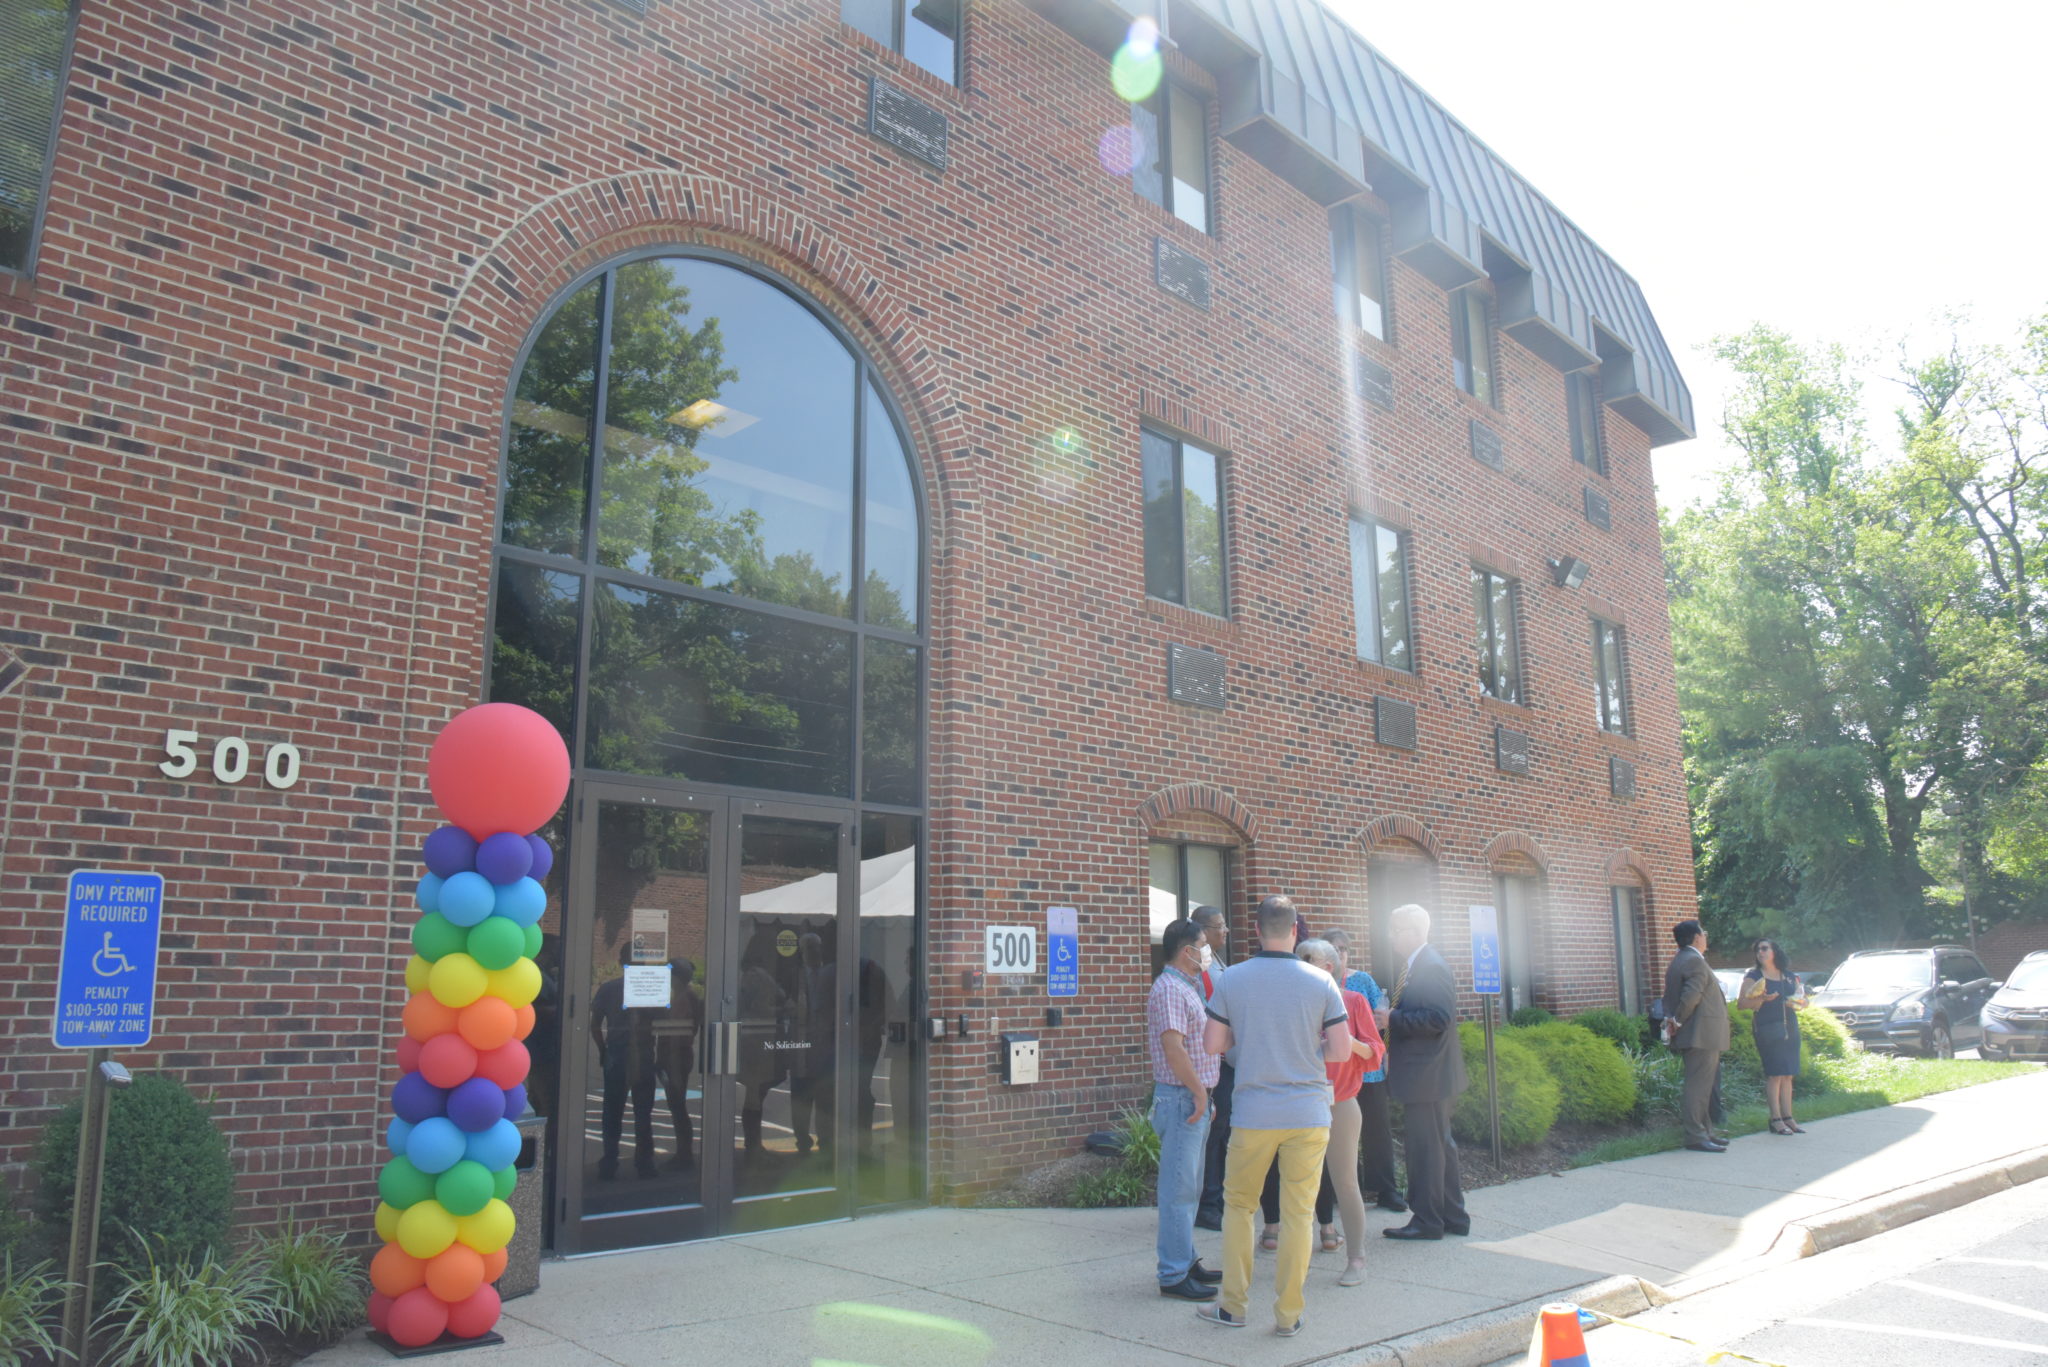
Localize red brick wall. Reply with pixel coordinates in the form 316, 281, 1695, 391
0, 0, 1697, 1221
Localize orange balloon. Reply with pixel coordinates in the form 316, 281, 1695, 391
370, 1242, 427, 1298
458, 997, 517, 1052
513, 1004, 536, 1041
424, 1243, 487, 1303
403, 993, 460, 1044
481, 1247, 508, 1283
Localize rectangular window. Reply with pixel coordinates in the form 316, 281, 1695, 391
1348, 517, 1411, 669
842, 0, 960, 84
1450, 288, 1494, 405
1612, 886, 1644, 1014
1568, 371, 1603, 472
1495, 875, 1538, 1016
1, 0, 77, 274
1132, 84, 1210, 233
1148, 838, 1231, 975
1142, 429, 1226, 616
1330, 209, 1388, 340
1472, 567, 1522, 703
1593, 619, 1629, 733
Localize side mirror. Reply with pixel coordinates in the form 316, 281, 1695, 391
1940, 979, 1961, 991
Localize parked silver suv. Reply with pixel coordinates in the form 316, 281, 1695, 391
1810, 947, 1998, 1058
1979, 951, 2048, 1061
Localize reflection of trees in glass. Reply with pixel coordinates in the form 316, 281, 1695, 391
863, 642, 919, 805
0, 0, 68, 271
1183, 485, 1224, 616
504, 281, 600, 555
488, 562, 581, 741
588, 583, 852, 795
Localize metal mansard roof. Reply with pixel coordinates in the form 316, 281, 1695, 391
1025, 0, 1695, 445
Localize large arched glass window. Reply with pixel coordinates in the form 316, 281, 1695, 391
485, 253, 925, 804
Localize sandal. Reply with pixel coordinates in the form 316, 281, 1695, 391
1320, 1224, 1342, 1252
1768, 1117, 1791, 1135
1260, 1225, 1278, 1251
1786, 1119, 1805, 1133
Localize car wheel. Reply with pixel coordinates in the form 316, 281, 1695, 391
1930, 1021, 1954, 1059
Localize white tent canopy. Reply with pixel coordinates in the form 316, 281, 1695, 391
737, 844, 915, 918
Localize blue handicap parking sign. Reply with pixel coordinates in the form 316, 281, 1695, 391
54, 870, 164, 1049
1047, 905, 1078, 998
1469, 904, 1501, 996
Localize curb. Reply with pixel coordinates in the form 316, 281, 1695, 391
1319, 1142, 2048, 1367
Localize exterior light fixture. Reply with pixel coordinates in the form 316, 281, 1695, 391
1548, 556, 1591, 589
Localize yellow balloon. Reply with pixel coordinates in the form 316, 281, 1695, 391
404, 954, 431, 994
455, 1199, 515, 1255
428, 953, 488, 1009
485, 958, 541, 1009
374, 1201, 402, 1244
396, 1199, 458, 1259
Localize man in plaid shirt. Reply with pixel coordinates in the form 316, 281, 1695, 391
1150, 917, 1223, 1299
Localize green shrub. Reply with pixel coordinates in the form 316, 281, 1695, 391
1072, 1165, 1150, 1208
1513, 1022, 1637, 1126
1452, 1022, 1560, 1148
0, 1253, 68, 1367
1723, 1006, 1763, 1077
1111, 1106, 1160, 1178
1569, 1008, 1649, 1053
1507, 1006, 1555, 1027
94, 1243, 276, 1367
256, 1222, 365, 1341
1625, 1045, 1685, 1120
33, 1074, 233, 1286
1800, 1004, 1856, 1059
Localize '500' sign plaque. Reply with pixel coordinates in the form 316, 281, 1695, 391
984, 925, 1038, 975
159, 728, 303, 789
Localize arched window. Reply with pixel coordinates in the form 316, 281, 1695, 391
486, 252, 925, 804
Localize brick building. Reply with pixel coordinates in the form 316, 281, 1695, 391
1, 0, 1695, 1251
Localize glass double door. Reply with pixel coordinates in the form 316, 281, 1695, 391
557, 784, 857, 1252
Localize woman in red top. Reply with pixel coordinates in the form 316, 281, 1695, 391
1301, 937, 1384, 1287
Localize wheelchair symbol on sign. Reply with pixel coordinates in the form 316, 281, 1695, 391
92, 933, 136, 977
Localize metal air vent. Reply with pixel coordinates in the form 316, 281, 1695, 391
1610, 756, 1636, 799
1154, 237, 1212, 311
1374, 696, 1417, 750
868, 77, 949, 169
1470, 419, 1504, 472
1584, 485, 1612, 531
1355, 355, 1394, 410
1167, 643, 1226, 709
1494, 725, 1531, 775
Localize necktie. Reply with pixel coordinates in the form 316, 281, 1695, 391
1391, 963, 1410, 1009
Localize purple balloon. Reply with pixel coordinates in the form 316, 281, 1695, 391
475, 831, 534, 885
423, 826, 478, 879
501, 1083, 528, 1123
446, 1076, 508, 1133
525, 835, 554, 881
392, 1072, 447, 1125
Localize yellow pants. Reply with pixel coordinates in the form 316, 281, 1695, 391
1221, 1125, 1330, 1327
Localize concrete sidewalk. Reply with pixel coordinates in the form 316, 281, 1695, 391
307, 1070, 2048, 1367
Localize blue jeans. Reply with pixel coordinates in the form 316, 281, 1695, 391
1153, 1082, 1213, 1284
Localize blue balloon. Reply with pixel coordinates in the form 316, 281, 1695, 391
501, 1083, 528, 1123
475, 831, 533, 885
392, 1072, 447, 1124
494, 876, 546, 928
439, 871, 496, 928
465, 1117, 522, 1173
423, 826, 478, 879
526, 835, 554, 881
446, 1077, 507, 1133
414, 873, 444, 915
406, 1116, 468, 1175
386, 1117, 414, 1157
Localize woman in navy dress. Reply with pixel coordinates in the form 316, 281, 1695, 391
1739, 939, 1808, 1134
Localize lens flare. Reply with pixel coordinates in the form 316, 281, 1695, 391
1034, 425, 1093, 503
1097, 125, 1142, 177
1111, 20, 1164, 103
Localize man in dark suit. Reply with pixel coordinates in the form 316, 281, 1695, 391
1662, 918, 1731, 1153
1376, 903, 1469, 1240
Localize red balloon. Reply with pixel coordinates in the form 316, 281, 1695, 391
427, 703, 571, 840
481, 1247, 508, 1283
419, 1033, 480, 1089
473, 1038, 530, 1089
387, 1286, 449, 1348
446, 1284, 502, 1340
367, 1291, 394, 1334
396, 1036, 423, 1074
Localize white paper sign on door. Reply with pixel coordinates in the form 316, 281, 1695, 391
630, 908, 668, 964
622, 964, 671, 1008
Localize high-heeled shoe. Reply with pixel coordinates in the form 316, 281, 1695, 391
1768, 1116, 1792, 1135
1786, 1118, 1805, 1133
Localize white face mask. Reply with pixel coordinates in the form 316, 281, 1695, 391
1198, 941, 1215, 969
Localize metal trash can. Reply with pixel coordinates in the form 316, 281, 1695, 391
499, 1116, 547, 1300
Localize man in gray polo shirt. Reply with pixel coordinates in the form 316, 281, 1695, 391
1197, 895, 1351, 1336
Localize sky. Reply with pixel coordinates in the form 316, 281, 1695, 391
1324, 0, 2048, 511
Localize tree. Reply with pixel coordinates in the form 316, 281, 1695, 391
0, 0, 69, 270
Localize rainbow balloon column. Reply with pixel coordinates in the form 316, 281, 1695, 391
367, 704, 570, 1349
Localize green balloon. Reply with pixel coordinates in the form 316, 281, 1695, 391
467, 916, 525, 972
491, 1164, 518, 1201
434, 1159, 495, 1217
412, 913, 466, 962
378, 1156, 435, 1210
522, 922, 543, 960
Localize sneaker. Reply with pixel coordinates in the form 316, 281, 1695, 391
1338, 1260, 1365, 1287
1277, 1316, 1304, 1337
1195, 1304, 1245, 1328
1158, 1274, 1217, 1301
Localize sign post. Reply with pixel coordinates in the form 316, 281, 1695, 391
53, 869, 163, 1367
1468, 904, 1502, 1169
1046, 907, 1078, 998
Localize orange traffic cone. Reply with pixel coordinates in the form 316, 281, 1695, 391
1526, 1301, 1591, 1367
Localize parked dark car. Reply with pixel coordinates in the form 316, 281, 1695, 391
1979, 952, 2048, 1062
1811, 947, 1998, 1058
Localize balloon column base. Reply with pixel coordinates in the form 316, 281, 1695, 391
369, 1329, 506, 1358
